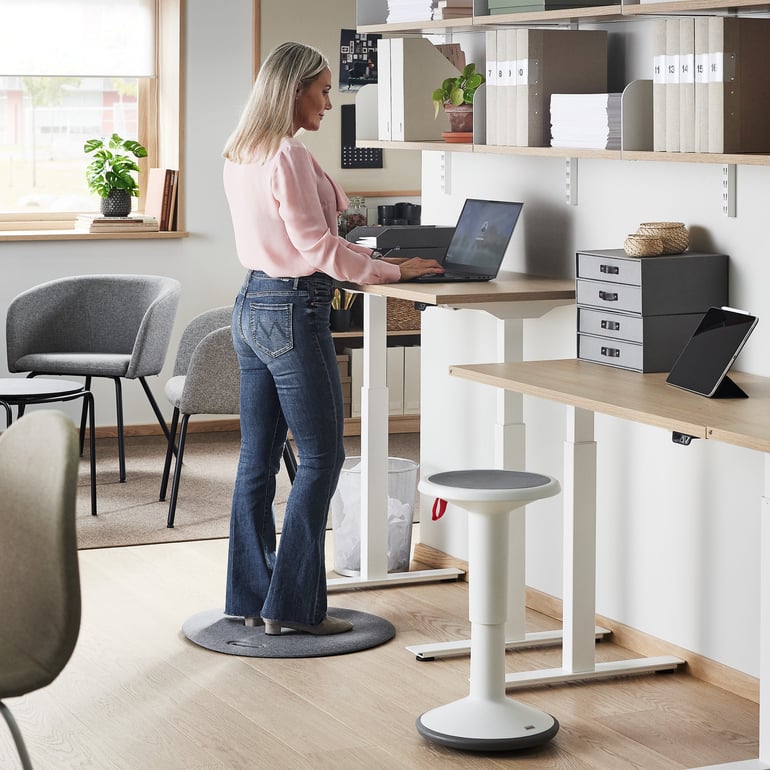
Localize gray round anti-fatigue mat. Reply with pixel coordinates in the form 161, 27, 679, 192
182, 607, 396, 658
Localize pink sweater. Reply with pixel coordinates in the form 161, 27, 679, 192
223, 137, 401, 284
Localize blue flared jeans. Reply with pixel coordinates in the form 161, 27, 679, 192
225, 270, 346, 625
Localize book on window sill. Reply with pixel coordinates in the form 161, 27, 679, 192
143, 167, 179, 231
75, 213, 159, 233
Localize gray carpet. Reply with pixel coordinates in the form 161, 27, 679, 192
182, 607, 396, 658
75, 430, 420, 550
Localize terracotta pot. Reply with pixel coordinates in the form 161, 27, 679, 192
444, 103, 474, 133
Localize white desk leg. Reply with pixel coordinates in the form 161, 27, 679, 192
505, 405, 682, 688
328, 293, 461, 592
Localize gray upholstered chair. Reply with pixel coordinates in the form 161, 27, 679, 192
160, 306, 297, 528
0, 411, 81, 770
6, 274, 181, 482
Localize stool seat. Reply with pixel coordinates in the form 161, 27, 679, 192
416, 467, 561, 752
420, 469, 559, 506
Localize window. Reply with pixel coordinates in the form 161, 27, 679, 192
0, 0, 181, 234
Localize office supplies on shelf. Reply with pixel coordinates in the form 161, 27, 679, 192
666, 306, 758, 398
511, 28, 608, 148
348, 224, 455, 261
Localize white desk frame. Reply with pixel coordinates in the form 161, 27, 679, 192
328, 274, 576, 594
449, 359, 770, 768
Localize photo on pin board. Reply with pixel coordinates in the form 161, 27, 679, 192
339, 29, 380, 91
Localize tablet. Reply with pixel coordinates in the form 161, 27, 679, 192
666, 306, 758, 398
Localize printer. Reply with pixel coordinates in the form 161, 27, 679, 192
346, 225, 455, 261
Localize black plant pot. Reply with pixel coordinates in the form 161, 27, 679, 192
101, 189, 132, 217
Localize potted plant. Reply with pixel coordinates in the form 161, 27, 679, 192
432, 63, 485, 139
84, 133, 148, 217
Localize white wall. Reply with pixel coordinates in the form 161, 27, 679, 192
417, 22, 770, 679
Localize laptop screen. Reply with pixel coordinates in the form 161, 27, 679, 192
443, 199, 523, 275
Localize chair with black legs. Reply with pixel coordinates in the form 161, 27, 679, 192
160, 306, 297, 528
0, 411, 81, 770
6, 273, 181, 482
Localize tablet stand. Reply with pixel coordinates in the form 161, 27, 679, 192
710, 374, 749, 399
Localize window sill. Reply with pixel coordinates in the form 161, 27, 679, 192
0, 230, 189, 242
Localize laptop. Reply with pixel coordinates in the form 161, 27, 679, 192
666, 306, 758, 398
403, 198, 523, 283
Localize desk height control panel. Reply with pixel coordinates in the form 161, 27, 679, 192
575, 249, 728, 372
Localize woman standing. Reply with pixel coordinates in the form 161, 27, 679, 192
222, 41, 444, 636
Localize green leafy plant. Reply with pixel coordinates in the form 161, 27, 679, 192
432, 63, 485, 119
84, 133, 148, 198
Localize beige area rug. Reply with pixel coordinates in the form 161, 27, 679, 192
76, 430, 420, 550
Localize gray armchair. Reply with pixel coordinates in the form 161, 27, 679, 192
160, 306, 297, 527
6, 274, 181, 482
0, 411, 80, 770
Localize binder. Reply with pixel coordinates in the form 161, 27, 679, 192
381, 37, 461, 142
708, 17, 770, 154
403, 345, 421, 415
498, 29, 514, 146
387, 346, 405, 415
485, 30, 498, 145
694, 17, 710, 153
665, 18, 680, 153
652, 19, 667, 152
344, 346, 363, 418
377, 38, 392, 140
679, 17, 695, 153
515, 28, 608, 148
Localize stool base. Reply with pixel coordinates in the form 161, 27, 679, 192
416, 696, 559, 751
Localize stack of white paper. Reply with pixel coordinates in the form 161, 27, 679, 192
550, 93, 622, 150
386, 0, 434, 22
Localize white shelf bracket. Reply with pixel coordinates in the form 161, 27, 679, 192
722, 163, 736, 217
566, 157, 578, 206
441, 151, 452, 195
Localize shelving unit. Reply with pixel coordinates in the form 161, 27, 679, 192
333, 326, 422, 436
356, 0, 770, 168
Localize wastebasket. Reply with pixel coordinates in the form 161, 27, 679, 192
330, 456, 418, 576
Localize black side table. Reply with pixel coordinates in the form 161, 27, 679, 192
0, 378, 96, 516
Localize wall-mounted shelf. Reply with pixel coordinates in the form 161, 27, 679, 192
358, 0, 770, 33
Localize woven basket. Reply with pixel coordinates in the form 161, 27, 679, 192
637, 222, 689, 254
623, 233, 664, 257
387, 297, 421, 331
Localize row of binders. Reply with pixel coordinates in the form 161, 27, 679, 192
485, 28, 608, 147
653, 17, 770, 154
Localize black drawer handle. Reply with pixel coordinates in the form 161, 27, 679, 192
600, 264, 620, 275
601, 346, 621, 358
598, 291, 618, 302
601, 320, 621, 331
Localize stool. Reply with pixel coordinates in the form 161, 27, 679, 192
416, 469, 561, 751
0, 378, 96, 516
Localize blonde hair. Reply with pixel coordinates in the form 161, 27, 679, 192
223, 41, 329, 163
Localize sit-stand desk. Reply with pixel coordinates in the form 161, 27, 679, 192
327, 272, 575, 625
450, 357, 770, 770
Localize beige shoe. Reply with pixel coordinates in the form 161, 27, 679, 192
243, 616, 263, 627
263, 615, 353, 636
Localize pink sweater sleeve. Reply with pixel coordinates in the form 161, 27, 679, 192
271, 143, 401, 284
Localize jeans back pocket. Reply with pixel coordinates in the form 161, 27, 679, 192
247, 302, 294, 358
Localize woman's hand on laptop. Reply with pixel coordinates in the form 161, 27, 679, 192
394, 257, 445, 281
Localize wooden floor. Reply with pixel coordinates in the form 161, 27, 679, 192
1, 534, 760, 769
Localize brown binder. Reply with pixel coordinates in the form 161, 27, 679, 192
708, 17, 770, 154
515, 28, 608, 148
